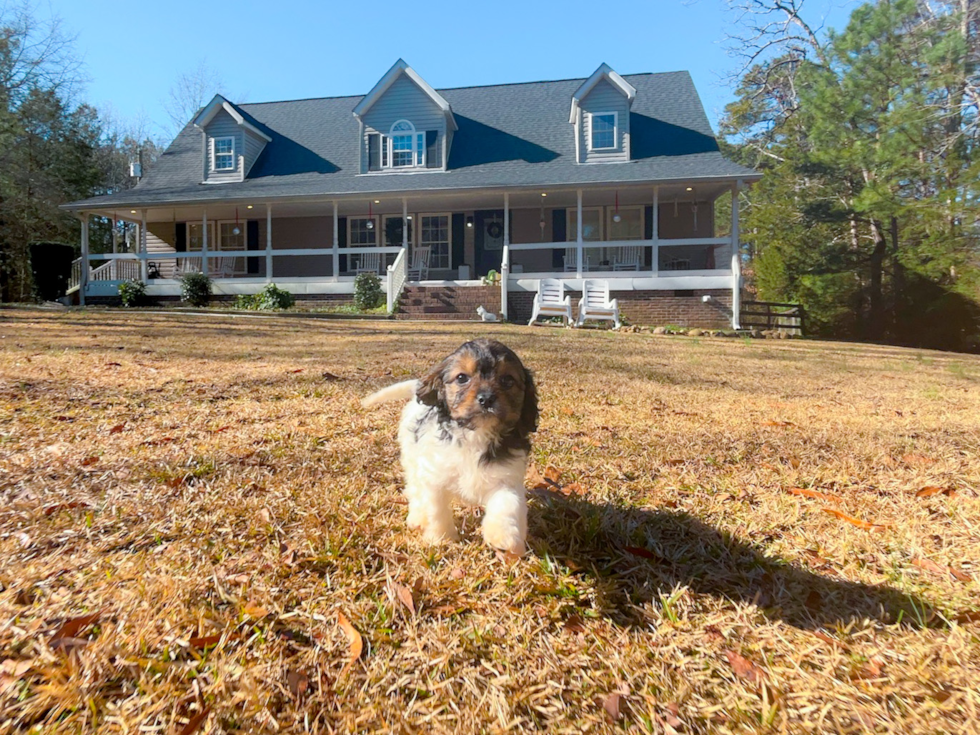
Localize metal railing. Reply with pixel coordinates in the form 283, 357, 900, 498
387, 247, 408, 313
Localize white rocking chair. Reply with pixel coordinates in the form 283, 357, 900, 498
528, 278, 573, 327
209, 257, 236, 278
356, 252, 381, 275
174, 256, 201, 277
563, 248, 590, 272
613, 245, 642, 271
408, 246, 430, 281
575, 279, 621, 329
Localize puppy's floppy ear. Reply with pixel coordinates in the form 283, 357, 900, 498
416, 358, 449, 407
517, 368, 539, 435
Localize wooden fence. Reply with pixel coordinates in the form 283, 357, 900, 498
740, 301, 804, 335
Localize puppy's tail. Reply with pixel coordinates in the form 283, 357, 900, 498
361, 379, 419, 409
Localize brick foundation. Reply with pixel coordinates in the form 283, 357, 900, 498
508, 288, 734, 328
396, 285, 501, 321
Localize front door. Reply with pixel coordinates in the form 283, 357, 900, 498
475, 210, 505, 277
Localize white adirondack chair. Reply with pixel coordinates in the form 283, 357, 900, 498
528, 278, 573, 326
210, 257, 236, 278
174, 257, 201, 277
613, 245, 642, 271
356, 252, 381, 275
408, 246, 430, 281
563, 248, 590, 272
575, 279, 621, 329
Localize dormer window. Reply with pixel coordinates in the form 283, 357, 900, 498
590, 112, 617, 151
390, 120, 424, 168
213, 136, 236, 171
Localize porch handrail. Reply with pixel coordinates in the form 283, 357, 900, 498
85, 245, 403, 261
68, 258, 82, 292
387, 247, 408, 314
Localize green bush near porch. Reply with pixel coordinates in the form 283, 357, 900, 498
180, 272, 212, 307
354, 272, 383, 311
118, 280, 148, 308
234, 284, 295, 311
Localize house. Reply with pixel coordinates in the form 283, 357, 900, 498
64, 60, 759, 326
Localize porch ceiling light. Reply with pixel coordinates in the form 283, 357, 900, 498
247, 205, 253, 209
540, 192, 547, 197
686, 187, 693, 192
466, 216, 473, 228
130, 210, 137, 214
374, 199, 381, 204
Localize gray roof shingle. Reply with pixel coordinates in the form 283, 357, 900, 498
66, 71, 756, 210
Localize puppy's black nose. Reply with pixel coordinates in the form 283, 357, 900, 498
477, 391, 496, 408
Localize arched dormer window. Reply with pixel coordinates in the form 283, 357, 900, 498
389, 119, 424, 168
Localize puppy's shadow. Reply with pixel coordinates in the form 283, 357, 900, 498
528, 491, 938, 631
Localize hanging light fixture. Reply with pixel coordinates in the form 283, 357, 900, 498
692, 201, 698, 231
232, 207, 241, 236
613, 191, 621, 223
366, 200, 375, 229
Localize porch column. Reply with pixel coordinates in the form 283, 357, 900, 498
265, 204, 273, 281
651, 186, 659, 275
332, 201, 339, 280
576, 189, 583, 278
112, 216, 118, 253
79, 212, 89, 306
202, 208, 209, 277
402, 197, 408, 249
501, 192, 510, 321
140, 210, 148, 283
503, 192, 510, 250
730, 180, 742, 329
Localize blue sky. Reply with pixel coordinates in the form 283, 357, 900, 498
54, 0, 858, 140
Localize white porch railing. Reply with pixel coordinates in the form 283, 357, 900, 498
387, 247, 408, 313
68, 258, 82, 292
90, 259, 141, 282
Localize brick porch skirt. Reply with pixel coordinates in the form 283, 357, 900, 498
508, 289, 734, 328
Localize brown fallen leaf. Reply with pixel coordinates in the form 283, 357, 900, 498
544, 465, 562, 485
210, 425, 231, 434
80, 456, 99, 467
811, 631, 849, 650
725, 649, 766, 685
105, 361, 122, 367
949, 566, 972, 583
108, 423, 126, 434
187, 633, 236, 649
664, 702, 682, 729
337, 612, 363, 676
43, 501, 91, 516
560, 482, 586, 496
388, 580, 416, 616
179, 708, 210, 735
563, 615, 586, 635
849, 657, 883, 680
915, 485, 957, 498
288, 368, 304, 374
821, 507, 889, 531
243, 603, 269, 618
913, 557, 972, 583
602, 692, 622, 722
51, 611, 101, 641
321, 371, 341, 381
787, 487, 840, 503
761, 420, 795, 427
286, 669, 309, 699
954, 610, 980, 624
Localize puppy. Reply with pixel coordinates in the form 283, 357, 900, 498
362, 339, 538, 554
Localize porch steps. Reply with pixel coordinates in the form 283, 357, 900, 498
395, 285, 501, 321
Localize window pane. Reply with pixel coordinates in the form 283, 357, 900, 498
609, 209, 643, 240
392, 134, 413, 167
349, 218, 377, 245
420, 215, 450, 269
568, 209, 603, 241
215, 138, 233, 153
591, 114, 616, 149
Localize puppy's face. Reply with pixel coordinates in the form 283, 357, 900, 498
417, 339, 538, 437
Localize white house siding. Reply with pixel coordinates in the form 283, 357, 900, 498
203, 109, 244, 183
360, 75, 446, 173
243, 129, 267, 176
269, 216, 333, 278
579, 78, 631, 164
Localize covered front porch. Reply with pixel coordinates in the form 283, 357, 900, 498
69, 179, 743, 326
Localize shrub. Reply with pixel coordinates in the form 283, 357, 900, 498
233, 284, 295, 311
353, 272, 383, 311
118, 279, 147, 308
180, 272, 212, 307
256, 283, 294, 310
234, 293, 260, 310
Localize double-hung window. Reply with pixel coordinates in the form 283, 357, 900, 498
420, 214, 450, 269
389, 120, 425, 168
213, 136, 236, 171
589, 112, 617, 151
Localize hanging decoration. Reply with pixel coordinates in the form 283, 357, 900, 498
674, 198, 679, 217
692, 202, 698, 231
612, 191, 621, 223
366, 201, 375, 229
232, 207, 241, 236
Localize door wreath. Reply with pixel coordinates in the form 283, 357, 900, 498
486, 221, 503, 239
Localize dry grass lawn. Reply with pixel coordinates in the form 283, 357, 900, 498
1, 308, 979, 734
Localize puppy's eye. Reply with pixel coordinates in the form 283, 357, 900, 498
454, 373, 470, 385
499, 375, 516, 389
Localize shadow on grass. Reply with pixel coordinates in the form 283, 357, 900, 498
528, 490, 937, 631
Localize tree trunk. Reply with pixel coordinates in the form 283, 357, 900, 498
868, 219, 887, 341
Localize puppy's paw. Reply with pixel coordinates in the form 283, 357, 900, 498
422, 523, 460, 544
406, 508, 427, 530
481, 516, 526, 556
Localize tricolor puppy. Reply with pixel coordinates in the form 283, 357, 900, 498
361, 339, 538, 554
